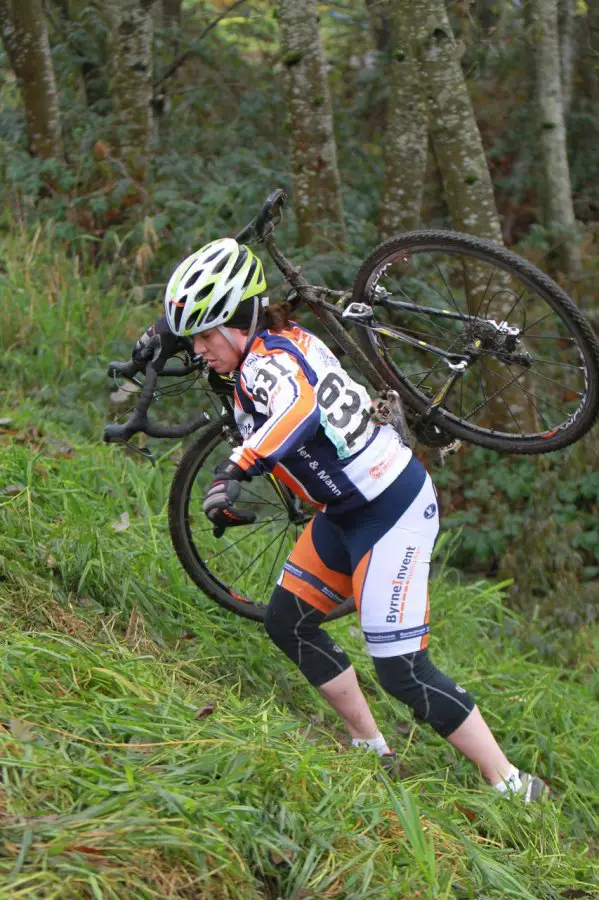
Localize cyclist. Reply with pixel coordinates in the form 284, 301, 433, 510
135, 237, 548, 802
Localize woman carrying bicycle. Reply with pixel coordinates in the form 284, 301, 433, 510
136, 236, 548, 802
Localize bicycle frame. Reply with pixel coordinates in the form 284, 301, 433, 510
104, 188, 466, 448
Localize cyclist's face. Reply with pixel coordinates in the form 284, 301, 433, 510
193, 328, 246, 373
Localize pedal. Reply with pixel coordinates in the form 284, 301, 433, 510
370, 390, 401, 425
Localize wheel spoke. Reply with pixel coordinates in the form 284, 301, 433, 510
355, 239, 595, 447
231, 533, 285, 588
473, 266, 496, 320
499, 287, 527, 326
262, 523, 291, 599
518, 363, 583, 396
207, 515, 286, 562
386, 284, 455, 341
477, 362, 568, 422
528, 356, 584, 371
435, 262, 465, 318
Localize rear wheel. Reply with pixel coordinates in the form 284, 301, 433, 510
352, 231, 599, 454
168, 418, 355, 622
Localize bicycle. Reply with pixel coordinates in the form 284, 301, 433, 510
104, 189, 599, 624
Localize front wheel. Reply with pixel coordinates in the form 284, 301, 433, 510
352, 231, 599, 454
168, 418, 355, 622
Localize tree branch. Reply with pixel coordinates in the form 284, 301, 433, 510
153, 0, 249, 90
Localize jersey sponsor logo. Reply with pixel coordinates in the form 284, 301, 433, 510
364, 624, 429, 643
386, 546, 418, 624
369, 449, 396, 479
296, 446, 342, 497
424, 503, 437, 519
316, 471, 341, 497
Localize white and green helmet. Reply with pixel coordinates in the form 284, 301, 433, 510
164, 238, 267, 337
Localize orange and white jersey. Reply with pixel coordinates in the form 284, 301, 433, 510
229, 323, 413, 513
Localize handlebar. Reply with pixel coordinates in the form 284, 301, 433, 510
105, 189, 289, 446
107, 358, 201, 380
104, 357, 210, 443
234, 188, 288, 244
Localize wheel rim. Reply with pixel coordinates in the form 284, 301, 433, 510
359, 243, 594, 444
183, 433, 311, 611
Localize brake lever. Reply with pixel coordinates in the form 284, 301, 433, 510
124, 441, 156, 466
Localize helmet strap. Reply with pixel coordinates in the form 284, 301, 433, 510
217, 297, 261, 369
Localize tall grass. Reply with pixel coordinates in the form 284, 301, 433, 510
1, 223, 597, 898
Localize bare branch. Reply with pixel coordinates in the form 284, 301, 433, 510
153, 0, 249, 91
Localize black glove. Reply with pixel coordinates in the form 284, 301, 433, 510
203, 462, 256, 537
132, 316, 192, 370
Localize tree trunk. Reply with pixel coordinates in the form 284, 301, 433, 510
530, 0, 582, 279
378, 1, 428, 238
107, 0, 156, 184
409, 0, 538, 433
558, 0, 575, 121
162, 0, 182, 32
0, 0, 63, 158
412, 0, 503, 245
278, 0, 345, 249
55, 0, 110, 111
364, 0, 392, 53
582, 1, 599, 103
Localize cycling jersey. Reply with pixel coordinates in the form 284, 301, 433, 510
229, 323, 412, 513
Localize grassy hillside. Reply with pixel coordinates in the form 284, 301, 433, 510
0, 225, 597, 898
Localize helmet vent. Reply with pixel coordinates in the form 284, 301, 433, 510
203, 248, 224, 264
205, 289, 232, 323
186, 309, 202, 331
230, 248, 248, 279
243, 258, 257, 288
196, 284, 213, 302
212, 255, 229, 274
185, 271, 201, 289
173, 303, 185, 331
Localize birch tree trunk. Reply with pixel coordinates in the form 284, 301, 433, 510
412, 0, 503, 245
530, 0, 582, 278
558, 0, 575, 121
0, 0, 63, 159
365, 0, 391, 53
162, 0, 182, 33
107, 0, 157, 184
55, 0, 109, 111
278, 0, 345, 249
408, 1, 537, 432
378, 1, 428, 238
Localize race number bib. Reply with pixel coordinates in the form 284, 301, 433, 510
316, 370, 375, 458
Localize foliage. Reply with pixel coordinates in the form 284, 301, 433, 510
2, 212, 596, 616
0, 0, 595, 282
434, 439, 599, 626
0, 422, 597, 898
1, 5, 598, 894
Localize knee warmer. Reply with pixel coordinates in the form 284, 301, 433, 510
373, 650, 474, 738
264, 585, 351, 687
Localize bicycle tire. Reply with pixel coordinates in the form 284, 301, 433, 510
352, 231, 599, 454
168, 418, 355, 623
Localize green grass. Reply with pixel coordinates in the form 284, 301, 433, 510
0, 223, 598, 898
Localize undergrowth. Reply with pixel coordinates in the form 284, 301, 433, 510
0, 218, 597, 899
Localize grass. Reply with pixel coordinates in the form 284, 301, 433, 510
0, 223, 598, 898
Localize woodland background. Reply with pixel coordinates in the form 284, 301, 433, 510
0, 2, 598, 897
1, 0, 598, 623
